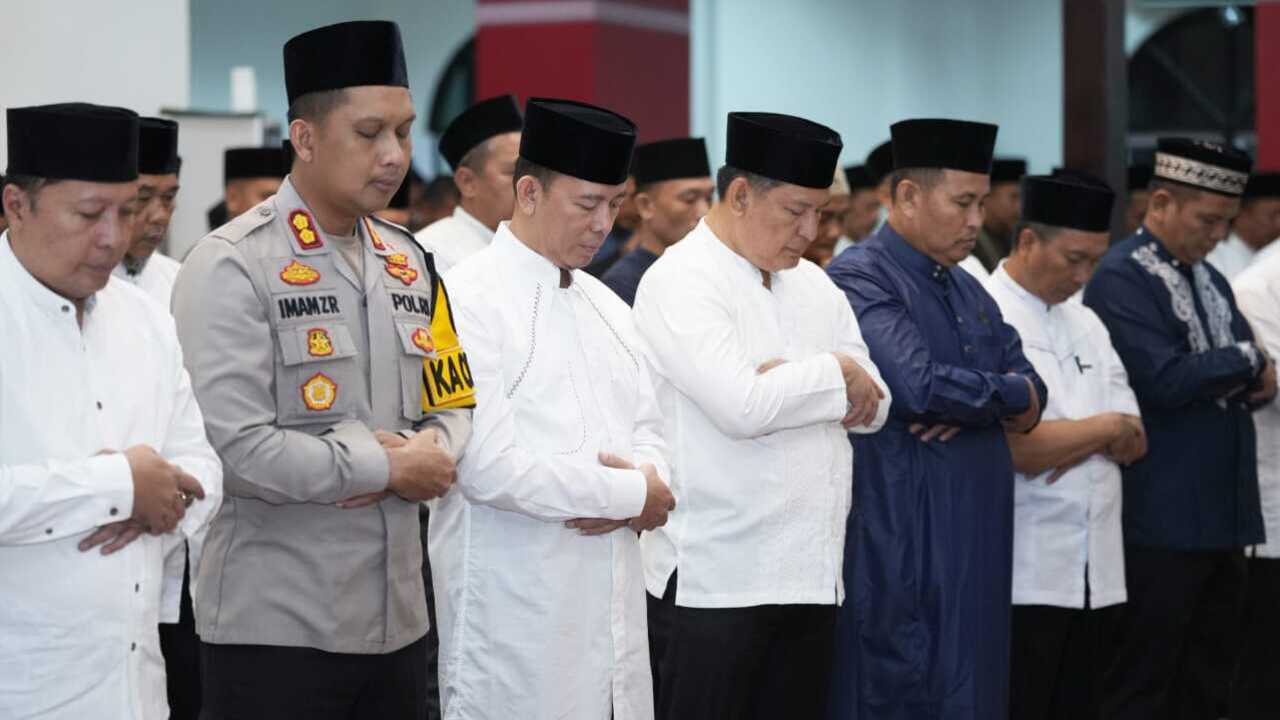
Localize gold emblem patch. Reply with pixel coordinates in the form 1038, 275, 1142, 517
301, 372, 338, 411
385, 263, 419, 286
289, 210, 323, 250
410, 327, 434, 354
307, 328, 334, 357
280, 260, 321, 286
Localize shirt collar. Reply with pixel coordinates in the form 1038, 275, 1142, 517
991, 261, 1051, 314
697, 219, 773, 287
881, 222, 951, 285
454, 205, 494, 240
1138, 225, 1192, 272
1, 231, 98, 319
493, 222, 574, 289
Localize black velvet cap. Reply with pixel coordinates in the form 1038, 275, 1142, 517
844, 164, 876, 190
6, 103, 139, 182
224, 147, 288, 183
865, 141, 894, 185
1021, 174, 1116, 233
1128, 164, 1153, 192
633, 137, 711, 186
439, 95, 523, 170
519, 98, 637, 185
284, 21, 409, 105
991, 158, 1027, 184
1153, 137, 1252, 196
138, 117, 180, 175
725, 112, 842, 189
1243, 172, 1280, 200
890, 118, 998, 174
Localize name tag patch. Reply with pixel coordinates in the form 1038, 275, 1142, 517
277, 294, 341, 321
391, 292, 431, 316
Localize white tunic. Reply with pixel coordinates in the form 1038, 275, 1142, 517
113, 250, 191, 622
632, 219, 890, 608
958, 253, 990, 280
0, 234, 222, 720
1205, 233, 1259, 282
432, 223, 666, 720
1233, 250, 1280, 558
984, 264, 1139, 608
413, 206, 494, 275
112, 252, 181, 309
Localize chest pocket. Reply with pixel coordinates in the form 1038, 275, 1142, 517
261, 255, 359, 424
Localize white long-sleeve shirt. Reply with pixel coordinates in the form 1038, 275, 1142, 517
0, 233, 222, 720
430, 223, 665, 720
1233, 250, 1280, 558
1206, 233, 1262, 282
413, 206, 494, 275
112, 252, 181, 308
985, 264, 1139, 608
632, 219, 890, 609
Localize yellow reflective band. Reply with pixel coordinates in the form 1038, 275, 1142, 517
422, 277, 476, 411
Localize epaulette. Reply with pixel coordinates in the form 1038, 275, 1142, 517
209, 199, 278, 246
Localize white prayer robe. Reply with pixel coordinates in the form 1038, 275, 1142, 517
430, 223, 667, 720
633, 219, 890, 608
1205, 233, 1261, 282
112, 252, 181, 308
0, 234, 222, 720
1233, 250, 1280, 558
984, 264, 1139, 608
413, 206, 494, 275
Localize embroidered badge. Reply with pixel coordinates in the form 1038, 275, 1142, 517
301, 372, 337, 411
368, 223, 387, 252
307, 328, 334, 357
280, 260, 321, 286
411, 327, 434, 354
383, 252, 419, 285
289, 210, 323, 250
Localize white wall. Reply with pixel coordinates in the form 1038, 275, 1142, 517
691, 0, 1064, 173
0, 0, 190, 166
188, 0, 475, 176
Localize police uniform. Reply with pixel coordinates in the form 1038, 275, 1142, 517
171, 21, 473, 719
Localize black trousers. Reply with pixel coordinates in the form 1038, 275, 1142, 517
420, 505, 441, 720
648, 572, 837, 720
1232, 556, 1280, 720
198, 636, 427, 720
1010, 603, 1118, 720
158, 552, 201, 720
1099, 546, 1247, 720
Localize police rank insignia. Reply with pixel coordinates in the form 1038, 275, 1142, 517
289, 210, 323, 250
368, 223, 388, 251
301, 372, 338, 411
280, 260, 321, 286
307, 328, 334, 357
410, 327, 434, 354
384, 253, 419, 286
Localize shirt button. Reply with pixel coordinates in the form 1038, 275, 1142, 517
96, 401, 103, 410
964, 345, 974, 353
130, 642, 137, 651
61, 305, 70, 313
135, 583, 140, 592
957, 316, 964, 324
45, 528, 53, 535
257, 206, 272, 217
109, 507, 118, 516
